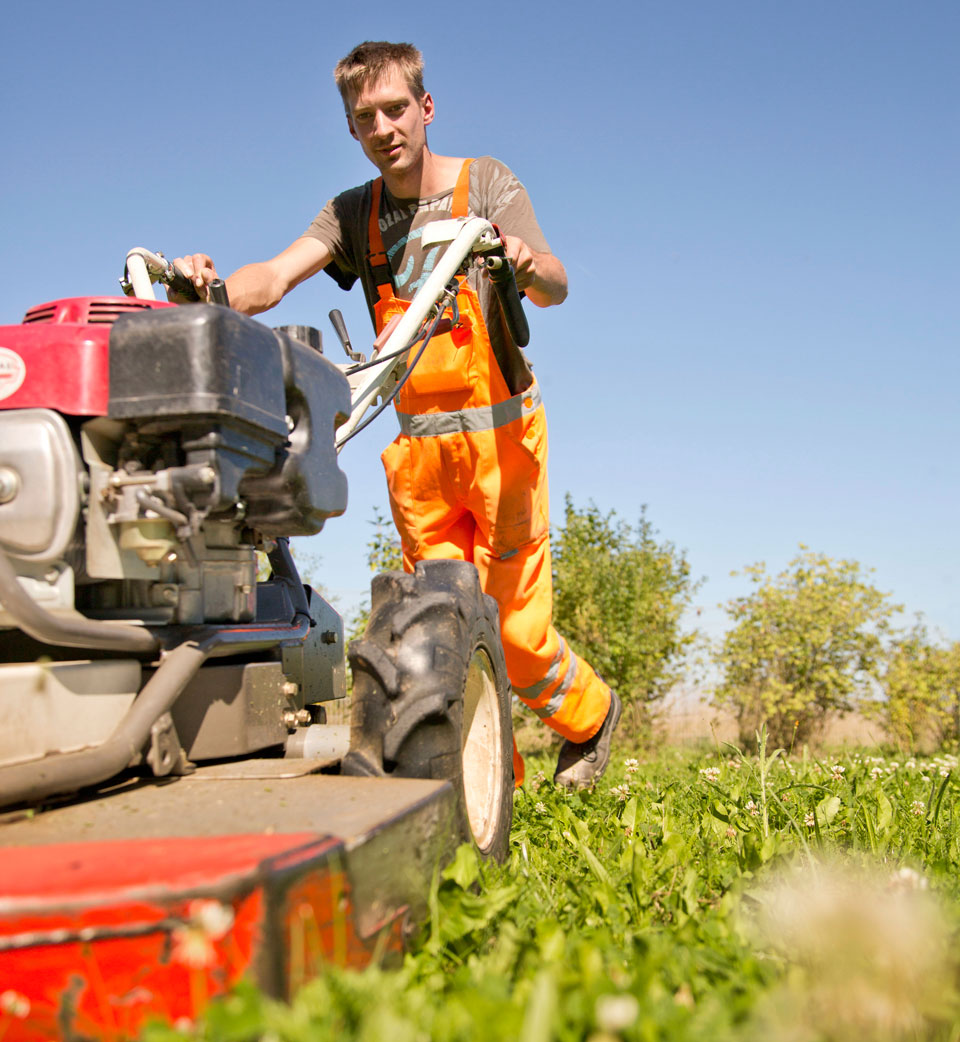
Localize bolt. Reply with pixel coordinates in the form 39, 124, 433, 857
44, 566, 60, 584
321, 630, 338, 644
198, 466, 217, 485
282, 710, 298, 729
0, 468, 20, 505
295, 709, 311, 726
281, 681, 299, 697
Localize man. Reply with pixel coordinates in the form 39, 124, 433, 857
174, 41, 620, 787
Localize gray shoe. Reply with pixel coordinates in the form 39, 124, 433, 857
553, 690, 622, 789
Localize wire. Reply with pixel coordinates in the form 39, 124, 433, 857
336, 307, 447, 449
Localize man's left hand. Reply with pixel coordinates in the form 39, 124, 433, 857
501, 235, 537, 291
499, 235, 568, 308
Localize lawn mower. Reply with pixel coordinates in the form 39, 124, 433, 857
0, 217, 526, 1038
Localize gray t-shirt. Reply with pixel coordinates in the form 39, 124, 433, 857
302, 156, 550, 393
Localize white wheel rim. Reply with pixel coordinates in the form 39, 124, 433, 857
460, 647, 504, 852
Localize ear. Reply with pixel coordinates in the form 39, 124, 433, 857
421, 91, 435, 128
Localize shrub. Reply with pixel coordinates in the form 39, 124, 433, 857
713, 548, 899, 747
551, 497, 700, 728
867, 623, 960, 752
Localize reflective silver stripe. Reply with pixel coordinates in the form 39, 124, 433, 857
532, 651, 580, 720
397, 383, 542, 438
512, 638, 565, 702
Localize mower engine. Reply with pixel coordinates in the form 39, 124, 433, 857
0, 295, 351, 799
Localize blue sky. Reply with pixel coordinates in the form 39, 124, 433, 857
2, 1, 957, 646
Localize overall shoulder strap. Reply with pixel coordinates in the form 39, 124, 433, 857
366, 178, 394, 300
451, 159, 473, 218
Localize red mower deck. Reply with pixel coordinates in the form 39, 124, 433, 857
0, 766, 456, 1040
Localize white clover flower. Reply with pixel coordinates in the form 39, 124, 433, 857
745, 799, 760, 817
725, 826, 737, 839
534, 801, 547, 813
699, 766, 721, 783
0, 991, 30, 1019
911, 801, 926, 817
905, 759, 917, 770
727, 758, 742, 770
624, 758, 640, 775
191, 899, 234, 939
888, 867, 928, 893
171, 900, 234, 969
805, 812, 816, 827
609, 783, 631, 802
940, 767, 951, 778
595, 993, 640, 1032
870, 766, 883, 779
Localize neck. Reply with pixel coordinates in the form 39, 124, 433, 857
383, 150, 461, 199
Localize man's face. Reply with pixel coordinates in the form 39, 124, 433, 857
345, 69, 434, 180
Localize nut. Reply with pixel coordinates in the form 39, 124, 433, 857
0, 467, 20, 505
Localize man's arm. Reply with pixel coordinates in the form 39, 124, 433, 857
172, 237, 333, 316
502, 235, 567, 307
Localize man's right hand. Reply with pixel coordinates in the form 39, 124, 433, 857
168, 253, 219, 302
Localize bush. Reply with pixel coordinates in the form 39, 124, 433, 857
713, 548, 899, 747
867, 623, 960, 752
551, 497, 700, 728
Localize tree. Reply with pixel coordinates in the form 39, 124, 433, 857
347, 508, 404, 643
551, 497, 700, 727
866, 622, 960, 752
713, 548, 900, 747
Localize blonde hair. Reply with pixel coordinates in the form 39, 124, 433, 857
334, 41, 425, 108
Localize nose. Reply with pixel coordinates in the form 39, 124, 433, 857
372, 109, 391, 137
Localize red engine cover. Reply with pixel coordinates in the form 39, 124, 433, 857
0, 296, 173, 415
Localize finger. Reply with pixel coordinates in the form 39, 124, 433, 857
172, 256, 194, 278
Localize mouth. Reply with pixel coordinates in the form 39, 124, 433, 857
376, 142, 403, 162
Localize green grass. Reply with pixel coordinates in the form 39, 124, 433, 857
144, 740, 960, 1041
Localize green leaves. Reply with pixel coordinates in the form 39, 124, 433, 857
714, 549, 901, 746
551, 497, 701, 724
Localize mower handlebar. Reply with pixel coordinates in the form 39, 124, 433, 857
164, 263, 202, 302
486, 252, 530, 348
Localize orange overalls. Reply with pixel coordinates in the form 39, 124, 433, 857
369, 160, 611, 784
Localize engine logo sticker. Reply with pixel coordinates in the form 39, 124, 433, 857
0, 348, 26, 401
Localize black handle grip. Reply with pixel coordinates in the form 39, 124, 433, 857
165, 263, 202, 302
208, 278, 230, 307
487, 259, 530, 348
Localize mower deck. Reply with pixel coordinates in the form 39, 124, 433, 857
0, 765, 457, 1040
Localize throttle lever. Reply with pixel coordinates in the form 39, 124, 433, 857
329, 309, 366, 364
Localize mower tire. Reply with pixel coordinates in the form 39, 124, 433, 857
343, 560, 513, 861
